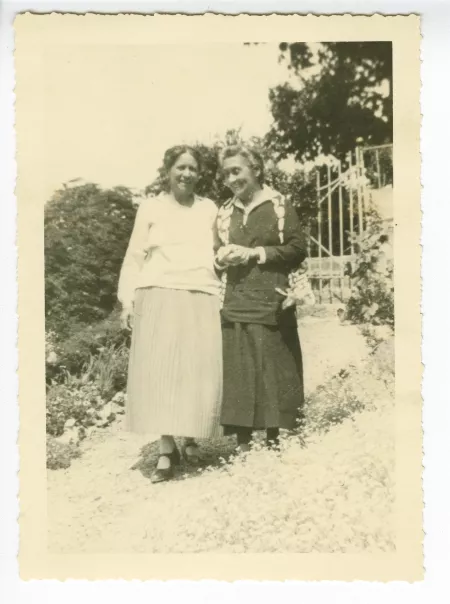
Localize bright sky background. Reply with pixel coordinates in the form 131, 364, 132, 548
43, 43, 291, 198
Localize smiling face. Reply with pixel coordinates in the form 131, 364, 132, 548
222, 154, 261, 201
168, 152, 200, 197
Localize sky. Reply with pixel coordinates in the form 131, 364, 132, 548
43, 43, 291, 199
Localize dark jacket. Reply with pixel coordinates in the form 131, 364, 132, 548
216, 188, 306, 326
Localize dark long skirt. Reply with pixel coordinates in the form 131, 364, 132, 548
221, 321, 304, 434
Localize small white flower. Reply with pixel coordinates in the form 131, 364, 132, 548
46, 351, 58, 364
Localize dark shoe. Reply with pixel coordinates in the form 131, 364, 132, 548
150, 448, 180, 484
266, 428, 280, 450
170, 445, 181, 466
181, 441, 200, 464
265, 437, 280, 450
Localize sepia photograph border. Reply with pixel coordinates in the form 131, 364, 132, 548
15, 12, 422, 581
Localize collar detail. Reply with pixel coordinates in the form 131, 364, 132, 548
233, 186, 283, 224
216, 185, 287, 307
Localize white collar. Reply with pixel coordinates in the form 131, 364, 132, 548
233, 185, 281, 213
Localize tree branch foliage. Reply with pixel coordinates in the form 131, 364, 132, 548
267, 42, 392, 162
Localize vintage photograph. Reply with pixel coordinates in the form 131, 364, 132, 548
15, 14, 422, 580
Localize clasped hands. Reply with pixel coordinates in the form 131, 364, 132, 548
215, 244, 259, 267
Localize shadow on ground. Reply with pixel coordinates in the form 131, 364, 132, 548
130, 437, 238, 482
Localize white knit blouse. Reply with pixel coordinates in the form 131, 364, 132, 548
118, 193, 220, 307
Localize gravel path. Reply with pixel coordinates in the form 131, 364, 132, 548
47, 310, 370, 553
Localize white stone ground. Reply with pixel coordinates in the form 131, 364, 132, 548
47, 307, 370, 553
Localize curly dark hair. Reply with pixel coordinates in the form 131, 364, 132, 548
159, 145, 203, 192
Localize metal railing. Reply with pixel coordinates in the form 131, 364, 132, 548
307, 144, 392, 304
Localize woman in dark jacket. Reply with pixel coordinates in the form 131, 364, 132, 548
215, 144, 306, 451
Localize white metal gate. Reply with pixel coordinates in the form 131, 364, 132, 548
307, 144, 393, 303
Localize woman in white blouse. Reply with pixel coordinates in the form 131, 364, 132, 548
118, 145, 222, 484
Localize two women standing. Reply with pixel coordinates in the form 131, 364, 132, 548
118, 144, 306, 483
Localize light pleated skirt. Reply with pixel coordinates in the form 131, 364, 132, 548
126, 287, 223, 438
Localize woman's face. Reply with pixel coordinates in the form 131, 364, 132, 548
222, 154, 260, 200
168, 152, 200, 196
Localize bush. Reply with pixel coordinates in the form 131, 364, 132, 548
46, 380, 105, 438
46, 372, 126, 468
345, 209, 394, 328
46, 309, 130, 383
45, 183, 137, 338
81, 343, 129, 401
47, 437, 81, 470
46, 341, 128, 440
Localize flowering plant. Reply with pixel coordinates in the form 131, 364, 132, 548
345, 210, 394, 328
275, 260, 316, 309
46, 381, 105, 438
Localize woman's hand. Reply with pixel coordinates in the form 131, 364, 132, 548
216, 244, 257, 267
120, 304, 134, 330
275, 288, 297, 310
215, 245, 232, 266
276, 269, 315, 310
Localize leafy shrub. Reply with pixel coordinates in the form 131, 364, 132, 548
45, 183, 137, 338
47, 437, 81, 470
345, 209, 394, 328
81, 343, 129, 401
46, 370, 124, 438
46, 309, 130, 382
46, 381, 104, 437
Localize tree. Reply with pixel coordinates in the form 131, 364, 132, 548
45, 183, 137, 337
267, 42, 393, 162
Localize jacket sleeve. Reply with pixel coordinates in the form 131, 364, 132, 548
117, 200, 151, 307
261, 200, 307, 269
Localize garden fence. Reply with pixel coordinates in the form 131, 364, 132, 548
307, 143, 393, 304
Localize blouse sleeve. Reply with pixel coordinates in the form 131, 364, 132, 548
260, 200, 306, 269
117, 199, 152, 307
